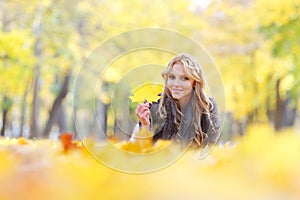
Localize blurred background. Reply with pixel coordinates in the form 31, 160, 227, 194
0, 0, 299, 142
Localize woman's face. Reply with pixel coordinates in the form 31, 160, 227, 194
166, 62, 195, 105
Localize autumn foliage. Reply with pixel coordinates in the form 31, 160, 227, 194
0, 124, 299, 200
59, 132, 82, 152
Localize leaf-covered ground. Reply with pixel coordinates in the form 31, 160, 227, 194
0, 124, 299, 200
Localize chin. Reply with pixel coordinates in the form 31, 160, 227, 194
171, 94, 181, 100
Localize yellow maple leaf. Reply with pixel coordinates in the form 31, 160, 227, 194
129, 82, 163, 103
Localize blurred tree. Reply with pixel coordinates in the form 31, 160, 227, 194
200, 0, 300, 133
1, 0, 299, 139
71, 0, 210, 140
30, 2, 43, 138
254, 0, 300, 130
0, 30, 35, 137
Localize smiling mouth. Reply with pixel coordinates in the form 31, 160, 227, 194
172, 89, 182, 93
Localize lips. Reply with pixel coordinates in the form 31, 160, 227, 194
171, 89, 183, 94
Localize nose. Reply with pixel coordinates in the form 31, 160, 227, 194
173, 78, 180, 86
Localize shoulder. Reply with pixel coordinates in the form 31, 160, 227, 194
209, 97, 217, 106
208, 97, 218, 113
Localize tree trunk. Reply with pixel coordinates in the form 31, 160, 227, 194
1, 109, 8, 136
30, 58, 41, 138
94, 100, 108, 140
58, 104, 67, 133
30, 4, 43, 139
274, 77, 297, 131
72, 106, 79, 139
43, 70, 71, 137
266, 96, 273, 122
282, 97, 296, 127
20, 78, 30, 137
0, 96, 12, 136
113, 114, 132, 141
274, 78, 285, 131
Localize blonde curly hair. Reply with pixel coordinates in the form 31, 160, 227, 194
157, 53, 214, 147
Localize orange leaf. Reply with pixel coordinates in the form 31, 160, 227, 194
17, 137, 28, 145
60, 132, 78, 152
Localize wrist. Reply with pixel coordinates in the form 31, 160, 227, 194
139, 122, 150, 129
141, 124, 150, 129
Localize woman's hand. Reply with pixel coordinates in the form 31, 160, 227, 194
135, 102, 150, 128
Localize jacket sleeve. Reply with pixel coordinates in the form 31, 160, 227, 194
129, 123, 140, 142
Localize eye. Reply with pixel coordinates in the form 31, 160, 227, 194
168, 74, 175, 80
182, 77, 189, 81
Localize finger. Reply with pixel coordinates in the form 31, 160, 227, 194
141, 110, 150, 118
135, 104, 143, 115
136, 108, 150, 119
140, 111, 151, 126
137, 107, 150, 120
135, 103, 150, 115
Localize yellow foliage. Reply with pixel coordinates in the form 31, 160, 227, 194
116, 128, 154, 153
102, 67, 123, 83
0, 124, 300, 199
114, 129, 170, 153
0, 30, 34, 96
254, 0, 299, 27
129, 83, 163, 103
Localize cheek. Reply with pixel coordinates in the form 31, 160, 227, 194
183, 81, 194, 89
166, 79, 173, 87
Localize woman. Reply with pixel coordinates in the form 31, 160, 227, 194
134, 53, 220, 148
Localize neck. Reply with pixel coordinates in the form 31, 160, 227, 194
179, 91, 193, 111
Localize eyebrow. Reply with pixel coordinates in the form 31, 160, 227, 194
168, 72, 187, 77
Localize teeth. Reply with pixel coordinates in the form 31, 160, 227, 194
172, 89, 182, 92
